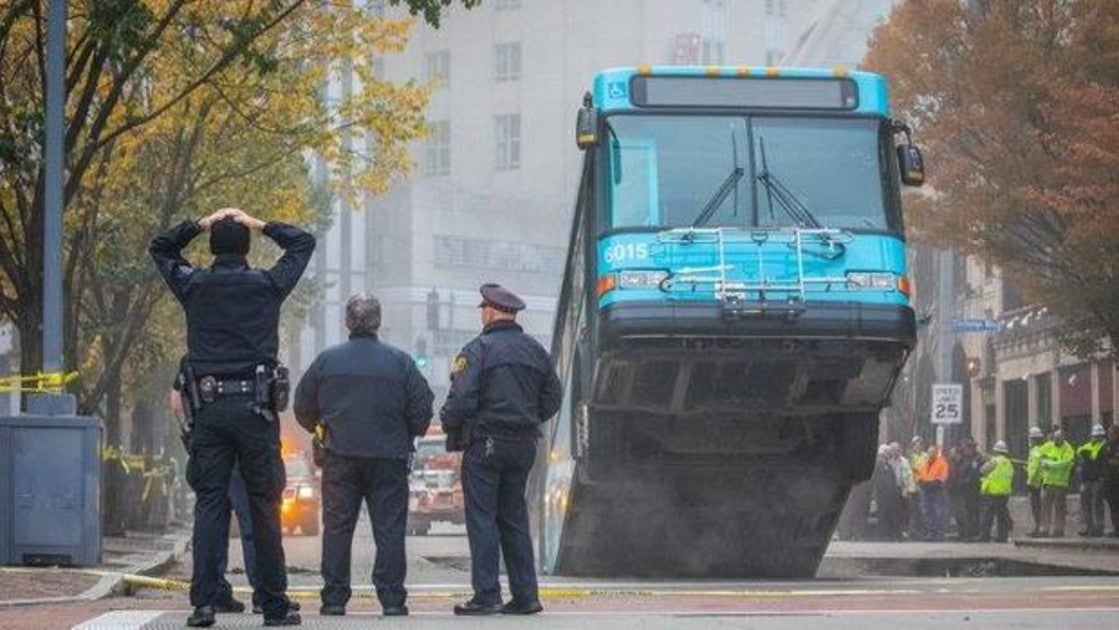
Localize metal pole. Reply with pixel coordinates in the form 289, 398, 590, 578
43, 0, 67, 374
936, 247, 955, 446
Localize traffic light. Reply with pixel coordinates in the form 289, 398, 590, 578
426, 288, 440, 331
415, 337, 429, 370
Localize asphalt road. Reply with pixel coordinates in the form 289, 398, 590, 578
10, 517, 1119, 628
48, 576, 1119, 629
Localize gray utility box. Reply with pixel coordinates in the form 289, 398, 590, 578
0, 414, 102, 566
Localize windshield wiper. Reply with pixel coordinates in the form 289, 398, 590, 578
604, 120, 622, 184
691, 167, 745, 227
756, 136, 823, 229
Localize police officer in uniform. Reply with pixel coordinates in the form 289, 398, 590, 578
441, 284, 561, 616
293, 294, 434, 617
151, 207, 312, 627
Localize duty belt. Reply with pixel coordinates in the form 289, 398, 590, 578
198, 375, 256, 403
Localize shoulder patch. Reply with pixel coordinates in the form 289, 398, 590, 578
451, 354, 468, 374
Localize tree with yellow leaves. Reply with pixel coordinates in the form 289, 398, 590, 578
0, 0, 477, 427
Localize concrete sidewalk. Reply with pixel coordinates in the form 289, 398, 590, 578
0, 527, 191, 607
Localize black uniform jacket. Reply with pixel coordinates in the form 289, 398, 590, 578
293, 333, 434, 459
150, 220, 315, 377
440, 320, 562, 439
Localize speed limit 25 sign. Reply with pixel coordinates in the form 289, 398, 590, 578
931, 383, 963, 425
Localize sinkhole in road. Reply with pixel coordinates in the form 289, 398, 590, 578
817, 556, 1119, 579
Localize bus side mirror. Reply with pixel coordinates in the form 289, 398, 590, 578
576, 92, 599, 150
891, 119, 925, 187
897, 144, 925, 187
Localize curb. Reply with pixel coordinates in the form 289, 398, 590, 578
1012, 537, 1119, 551
105, 529, 192, 598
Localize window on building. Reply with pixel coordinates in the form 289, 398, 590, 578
423, 50, 450, 86
765, 0, 775, 15
423, 120, 450, 176
779, 0, 787, 17
433, 235, 566, 273
494, 114, 521, 171
495, 0, 521, 9
494, 42, 522, 81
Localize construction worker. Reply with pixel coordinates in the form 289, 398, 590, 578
1032, 428, 1075, 537
906, 435, 928, 539
915, 445, 950, 541
1077, 425, 1108, 537
978, 441, 1014, 542
1104, 424, 1119, 537
1026, 426, 1046, 536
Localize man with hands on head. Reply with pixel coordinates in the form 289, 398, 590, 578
151, 207, 314, 627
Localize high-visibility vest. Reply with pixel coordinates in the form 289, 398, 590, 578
916, 453, 948, 483
1027, 444, 1043, 489
981, 455, 1014, 496
1039, 441, 1075, 487
1077, 440, 1104, 461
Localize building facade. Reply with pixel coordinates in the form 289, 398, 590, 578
295, 0, 846, 403
894, 250, 1116, 460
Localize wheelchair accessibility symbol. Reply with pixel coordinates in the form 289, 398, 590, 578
608, 82, 627, 99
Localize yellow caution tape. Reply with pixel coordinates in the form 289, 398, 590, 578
0, 371, 79, 394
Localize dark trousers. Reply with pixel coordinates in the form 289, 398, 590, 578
951, 489, 980, 540
978, 495, 1011, 542
918, 484, 948, 540
320, 454, 409, 609
186, 396, 288, 618
216, 467, 260, 606
1079, 480, 1106, 535
1029, 486, 1043, 532
462, 437, 538, 606
1107, 486, 1119, 535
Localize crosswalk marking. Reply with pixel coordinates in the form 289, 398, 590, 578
72, 611, 163, 630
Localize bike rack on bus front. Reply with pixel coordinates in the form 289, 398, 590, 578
655, 227, 852, 317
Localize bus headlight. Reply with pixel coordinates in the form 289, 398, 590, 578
846, 272, 896, 290
618, 270, 669, 290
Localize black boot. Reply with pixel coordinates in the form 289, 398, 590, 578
263, 610, 301, 626
213, 596, 246, 614
503, 599, 544, 615
382, 604, 409, 616
454, 599, 503, 616
186, 606, 216, 627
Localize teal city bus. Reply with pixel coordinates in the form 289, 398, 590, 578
532, 65, 925, 578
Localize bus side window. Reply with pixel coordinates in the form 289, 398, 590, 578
612, 139, 660, 227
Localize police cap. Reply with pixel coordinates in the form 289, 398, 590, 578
478, 283, 525, 313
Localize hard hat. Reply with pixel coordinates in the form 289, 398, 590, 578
992, 440, 1009, 454
911, 435, 923, 444
1028, 426, 1044, 439
1091, 424, 1106, 437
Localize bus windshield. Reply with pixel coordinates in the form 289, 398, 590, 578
602, 115, 900, 232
